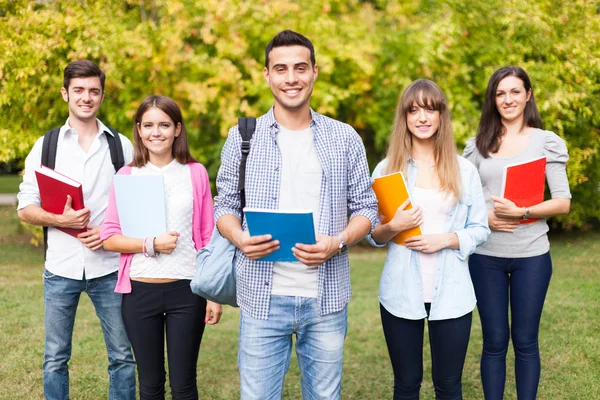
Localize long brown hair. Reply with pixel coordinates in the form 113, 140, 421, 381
385, 79, 461, 199
476, 66, 543, 157
132, 95, 197, 167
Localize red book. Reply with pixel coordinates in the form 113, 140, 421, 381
35, 165, 86, 237
501, 156, 546, 224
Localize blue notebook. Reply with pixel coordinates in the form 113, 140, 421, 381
243, 208, 316, 262
113, 175, 167, 238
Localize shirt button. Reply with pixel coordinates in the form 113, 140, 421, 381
264, 281, 269, 286
275, 166, 279, 171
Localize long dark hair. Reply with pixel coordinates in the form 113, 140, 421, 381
132, 95, 197, 167
476, 66, 543, 157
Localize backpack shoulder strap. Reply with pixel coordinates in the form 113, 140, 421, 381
40, 127, 60, 260
41, 128, 61, 169
106, 127, 125, 172
237, 117, 256, 213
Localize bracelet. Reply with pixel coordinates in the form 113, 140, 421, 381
142, 238, 149, 258
143, 237, 157, 257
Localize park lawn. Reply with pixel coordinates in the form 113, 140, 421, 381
0, 174, 21, 194
0, 205, 598, 399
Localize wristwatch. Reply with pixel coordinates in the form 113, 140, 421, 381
336, 234, 348, 255
521, 207, 531, 220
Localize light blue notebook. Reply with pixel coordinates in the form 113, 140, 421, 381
243, 208, 316, 262
113, 175, 167, 238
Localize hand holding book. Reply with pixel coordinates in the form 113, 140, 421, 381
292, 234, 342, 267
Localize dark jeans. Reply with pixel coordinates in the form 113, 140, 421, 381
469, 252, 552, 400
380, 303, 472, 400
122, 279, 207, 400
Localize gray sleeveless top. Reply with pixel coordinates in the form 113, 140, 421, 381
463, 129, 570, 258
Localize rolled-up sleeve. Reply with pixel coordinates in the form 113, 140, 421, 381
346, 130, 379, 233
454, 163, 490, 260
214, 126, 243, 223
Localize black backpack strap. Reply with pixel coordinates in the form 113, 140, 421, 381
237, 117, 256, 214
106, 127, 125, 172
40, 128, 60, 260
41, 128, 60, 169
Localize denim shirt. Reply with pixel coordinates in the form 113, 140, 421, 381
367, 156, 490, 321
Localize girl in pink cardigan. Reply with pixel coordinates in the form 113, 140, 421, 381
101, 95, 221, 399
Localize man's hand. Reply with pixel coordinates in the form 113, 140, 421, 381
233, 231, 279, 260
205, 301, 223, 325
386, 199, 423, 233
154, 232, 180, 254
57, 195, 90, 229
487, 209, 519, 232
404, 233, 455, 253
292, 234, 340, 267
77, 225, 103, 251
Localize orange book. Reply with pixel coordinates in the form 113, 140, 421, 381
372, 171, 422, 245
501, 156, 546, 224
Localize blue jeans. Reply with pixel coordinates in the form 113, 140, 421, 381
43, 269, 136, 400
469, 252, 552, 400
238, 295, 348, 400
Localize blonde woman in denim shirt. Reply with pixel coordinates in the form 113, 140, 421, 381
368, 79, 489, 400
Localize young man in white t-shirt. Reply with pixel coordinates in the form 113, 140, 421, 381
17, 60, 135, 400
215, 30, 379, 399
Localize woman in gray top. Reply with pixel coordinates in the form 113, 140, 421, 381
464, 66, 571, 400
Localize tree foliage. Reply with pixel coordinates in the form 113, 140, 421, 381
1, 0, 598, 228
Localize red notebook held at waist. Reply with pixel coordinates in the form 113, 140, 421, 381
35, 165, 86, 237
500, 156, 546, 224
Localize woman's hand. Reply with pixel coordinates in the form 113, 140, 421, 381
153, 231, 180, 254
404, 233, 458, 253
487, 209, 519, 232
490, 196, 525, 219
387, 199, 423, 233
205, 301, 223, 325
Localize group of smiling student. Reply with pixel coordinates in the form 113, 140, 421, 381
17, 29, 570, 400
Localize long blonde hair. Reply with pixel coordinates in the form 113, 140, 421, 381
385, 79, 461, 199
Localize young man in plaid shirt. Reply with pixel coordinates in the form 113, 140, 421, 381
214, 30, 378, 399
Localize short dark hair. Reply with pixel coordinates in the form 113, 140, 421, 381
131, 95, 197, 167
63, 60, 106, 92
265, 30, 316, 68
476, 66, 543, 157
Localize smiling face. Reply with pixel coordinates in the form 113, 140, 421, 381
137, 107, 181, 164
61, 77, 104, 123
406, 101, 440, 143
495, 75, 532, 125
264, 45, 318, 115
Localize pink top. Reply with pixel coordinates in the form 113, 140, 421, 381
100, 162, 214, 293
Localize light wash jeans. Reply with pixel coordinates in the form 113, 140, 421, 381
43, 269, 136, 400
238, 295, 348, 400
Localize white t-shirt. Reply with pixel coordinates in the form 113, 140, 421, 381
412, 188, 455, 302
129, 160, 197, 279
271, 125, 322, 298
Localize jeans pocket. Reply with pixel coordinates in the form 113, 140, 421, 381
42, 269, 57, 280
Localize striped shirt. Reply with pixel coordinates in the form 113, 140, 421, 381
214, 107, 379, 319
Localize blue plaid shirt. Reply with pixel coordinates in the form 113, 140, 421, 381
214, 107, 379, 319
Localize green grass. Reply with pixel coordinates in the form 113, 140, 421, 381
0, 175, 21, 194
1, 206, 598, 399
